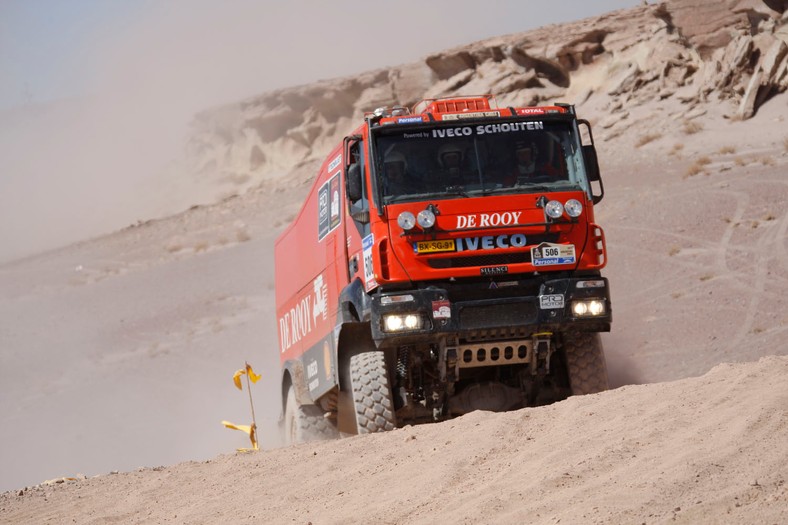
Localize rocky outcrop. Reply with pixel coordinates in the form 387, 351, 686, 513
186, 0, 788, 190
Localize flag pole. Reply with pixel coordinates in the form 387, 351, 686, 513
244, 362, 258, 448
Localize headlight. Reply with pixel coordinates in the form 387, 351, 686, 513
417, 209, 436, 229
571, 299, 606, 317
383, 313, 424, 332
398, 211, 416, 231
565, 199, 583, 218
545, 200, 564, 219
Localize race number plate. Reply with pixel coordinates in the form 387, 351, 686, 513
415, 239, 456, 254
531, 242, 576, 266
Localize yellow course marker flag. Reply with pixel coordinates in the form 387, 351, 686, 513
221, 420, 259, 451
232, 363, 261, 390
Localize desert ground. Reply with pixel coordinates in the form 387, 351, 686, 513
2, 1, 788, 523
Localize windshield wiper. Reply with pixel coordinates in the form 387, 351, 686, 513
514, 184, 553, 192
444, 185, 471, 198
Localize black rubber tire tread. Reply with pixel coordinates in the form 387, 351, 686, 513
563, 332, 610, 395
349, 351, 397, 433
284, 387, 338, 444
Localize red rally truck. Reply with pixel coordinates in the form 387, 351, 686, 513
275, 95, 611, 443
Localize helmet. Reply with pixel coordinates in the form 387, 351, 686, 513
385, 150, 407, 168
438, 143, 463, 168
384, 150, 407, 179
515, 140, 538, 155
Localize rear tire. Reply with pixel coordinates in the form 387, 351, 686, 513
349, 351, 397, 433
563, 332, 609, 395
283, 386, 338, 444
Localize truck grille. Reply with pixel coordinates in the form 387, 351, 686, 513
428, 252, 530, 269
458, 301, 537, 329
425, 233, 559, 269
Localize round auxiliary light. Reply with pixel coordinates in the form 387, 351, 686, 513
588, 300, 605, 316
385, 315, 404, 331
404, 315, 421, 329
545, 200, 564, 219
398, 211, 417, 231
565, 199, 583, 218
572, 301, 588, 316
417, 209, 436, 229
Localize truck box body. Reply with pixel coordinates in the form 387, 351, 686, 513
275, 96, 612, 441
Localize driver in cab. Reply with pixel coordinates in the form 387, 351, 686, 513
505, 140, 560, 185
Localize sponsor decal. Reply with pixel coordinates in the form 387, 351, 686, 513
279, 296, 312, 353
481, 266, 509, 276
329, 174, 341, 231
328, 154, 342, 173
307, 360, 318, 379
431, 121, 544, 138
441, 111, 500, 120
539, 294, 565, 309
397, 116, 424, 124
362, 234, 377, 291
279, 273, 328, 354
457, 234, 527, 252
403, 131, 429, 139
313, 274, 328, 323
517, 108, 546, 115
317, 172, 342, 241
531, 242, 576, 266
476, 121, 544, 134
456, 211, 522, 229
433, 127, 473, 138
432, 299, 451, 319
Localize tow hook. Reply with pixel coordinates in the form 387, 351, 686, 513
531, 332, 553, 374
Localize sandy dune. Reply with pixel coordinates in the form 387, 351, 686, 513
3, 357, 787, 524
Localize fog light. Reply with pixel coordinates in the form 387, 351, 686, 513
588, 300, 605, 316
383, 313, 424, 332
572, 301, 588, 316
571, 299, 606, 317
385, 315, 404, 331
404, 314, 420, 329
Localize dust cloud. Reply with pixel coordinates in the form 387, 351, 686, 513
0, 1, 637, 263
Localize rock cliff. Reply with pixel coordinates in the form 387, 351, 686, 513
185, 0, 788, 192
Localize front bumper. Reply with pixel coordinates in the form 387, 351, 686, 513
370, 275, 611, 346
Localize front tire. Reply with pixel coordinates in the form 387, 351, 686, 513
283, 386, 338, 444
349, 351, 397, 433
563, 332, 609, 395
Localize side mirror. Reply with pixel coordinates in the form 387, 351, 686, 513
347, 162, 362, 202
582, 144, 604, 204
349, 201, 370, 224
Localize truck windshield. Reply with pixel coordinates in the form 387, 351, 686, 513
374, 119, 589, 203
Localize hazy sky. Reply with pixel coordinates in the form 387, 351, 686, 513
1, 0, 641, 110
0, 0, 641, 263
